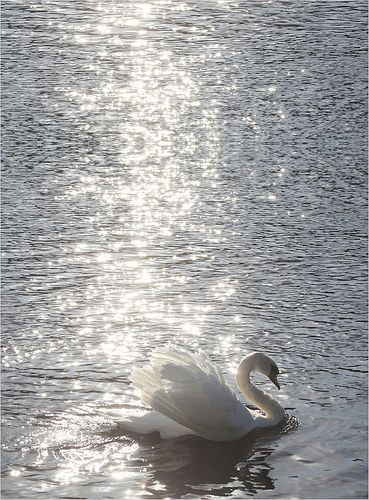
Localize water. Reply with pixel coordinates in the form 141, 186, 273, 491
1, 0, 367, 498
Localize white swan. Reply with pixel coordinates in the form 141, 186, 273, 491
116, 347, 286, 442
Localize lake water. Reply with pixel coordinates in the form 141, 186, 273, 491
2, 0, 368, 498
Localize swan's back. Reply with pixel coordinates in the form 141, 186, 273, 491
131, 347, 254, 441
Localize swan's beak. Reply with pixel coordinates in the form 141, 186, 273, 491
269, 374, 280, 390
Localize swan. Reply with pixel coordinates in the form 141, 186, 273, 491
116, 347, 286, 442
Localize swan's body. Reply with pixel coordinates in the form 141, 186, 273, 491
117, 348, 285, 442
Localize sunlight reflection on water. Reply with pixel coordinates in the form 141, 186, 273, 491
2, 0, 367, 498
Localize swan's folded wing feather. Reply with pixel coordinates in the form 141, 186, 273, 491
160, 363, 197, 385
131, 348, 254, 441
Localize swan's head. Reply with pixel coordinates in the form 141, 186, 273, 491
241, 352, 281, 390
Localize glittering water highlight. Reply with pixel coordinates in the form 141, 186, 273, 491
2, 0, 367, 498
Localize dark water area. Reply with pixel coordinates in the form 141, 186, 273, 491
1, 0, 368, 498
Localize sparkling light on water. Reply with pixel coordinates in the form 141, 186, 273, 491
2, 0, 367, 498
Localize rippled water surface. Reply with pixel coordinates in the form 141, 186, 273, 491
2, 0, 368, 498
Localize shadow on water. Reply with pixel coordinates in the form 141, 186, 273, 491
107, 415, 299, 498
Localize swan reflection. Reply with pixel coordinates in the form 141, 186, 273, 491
125, 426, 284, 498
96, 402, 298, 497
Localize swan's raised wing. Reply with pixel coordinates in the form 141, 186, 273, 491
130, 348, 254, 441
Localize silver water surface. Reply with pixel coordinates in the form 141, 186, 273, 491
2, 0, 367, 498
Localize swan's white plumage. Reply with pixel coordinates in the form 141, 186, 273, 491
127, 348, 255, 441
116, 410, 196, 439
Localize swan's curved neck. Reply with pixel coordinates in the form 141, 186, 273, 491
236, 357, 285, 426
